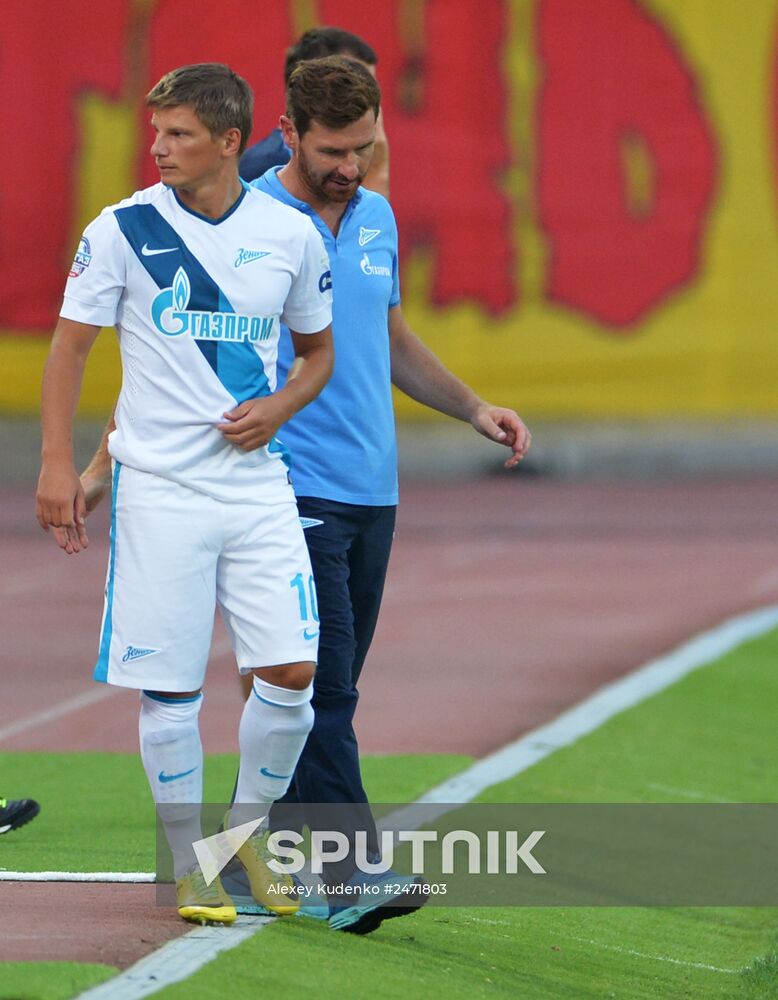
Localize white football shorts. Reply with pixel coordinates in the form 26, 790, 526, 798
93, 463, 319, 691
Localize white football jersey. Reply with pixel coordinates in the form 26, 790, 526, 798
61, 183, 332, 503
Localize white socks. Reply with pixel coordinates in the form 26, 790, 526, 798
231, 677, 314, 828
139, 690, 204, 878
139, 680, 314, 864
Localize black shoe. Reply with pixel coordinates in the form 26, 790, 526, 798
328, 871, 429, 935
0, 798, 40, 834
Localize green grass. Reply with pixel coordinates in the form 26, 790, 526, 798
149, 907, 778, 1000
481, 624, 778, 805
0, 752, 472, 873
0, 963, 115, 1000
148, 626, 778, 1000
4, 627, 778, 999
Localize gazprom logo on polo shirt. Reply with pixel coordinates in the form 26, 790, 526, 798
360, 253, 391, 278
151, 267, 274, 343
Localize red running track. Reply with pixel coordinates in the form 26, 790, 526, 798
2, 477, 777, 967
3, 478, 777, 757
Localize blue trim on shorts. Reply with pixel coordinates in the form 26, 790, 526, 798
93, 462, 122, 683
142, 690, 203, 704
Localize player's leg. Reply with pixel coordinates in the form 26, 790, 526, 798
139, 686, 234, 924
291, 501, 395, 860
305, 501, 427, 934
232, 660, 315, 815
348, 504, 397, 689
95, 466, 233, 924
288, 500, 423, 933
139, 688, 204, 878
283, 498, 382, 892
340, 503, 397, 861
289, 498, 361, 827
217, 494, 317, 914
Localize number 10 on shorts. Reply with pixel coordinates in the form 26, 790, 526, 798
290, 573, 319, 624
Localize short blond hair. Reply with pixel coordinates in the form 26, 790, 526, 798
147, 63, 253, 155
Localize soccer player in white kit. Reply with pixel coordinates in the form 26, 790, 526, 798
36, 63, 334, 925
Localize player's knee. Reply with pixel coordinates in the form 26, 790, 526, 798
252, 661, 315, 690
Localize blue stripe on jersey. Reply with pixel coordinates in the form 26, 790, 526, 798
216, 289, 270, 404
268, 434, 291, 470
113, 204, 269, 404
93, 461, 122, 683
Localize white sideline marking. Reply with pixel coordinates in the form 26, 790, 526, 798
383, 604, 778, 832
0, 686, 120, 743
55, 603, 776, 998
0, 636, 231, 745
75, 916, 273, 1000
569, 936, 739, 974
646, 782, 731, 803
0, 871, 154, 882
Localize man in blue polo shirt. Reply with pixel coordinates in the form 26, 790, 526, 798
70, 55, 531, 935
240, 26, 389, 200
239, 56, 531, 934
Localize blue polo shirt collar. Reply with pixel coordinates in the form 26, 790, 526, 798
258, 167, 362, 229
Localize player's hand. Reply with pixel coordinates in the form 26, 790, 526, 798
217, 396, 288, 451
36, 461, 88, 553
50, 465, 111, 553
470, 404, 532, 469
82, 465, 112, 514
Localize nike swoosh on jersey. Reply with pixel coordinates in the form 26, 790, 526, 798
303, 628, 320, 641
260, 767, 292, 780
141, 243, 177, 256
158, 766, 198, 783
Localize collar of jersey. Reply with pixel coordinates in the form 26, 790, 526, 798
259, 166, 363, 220
172, 185, 247, 225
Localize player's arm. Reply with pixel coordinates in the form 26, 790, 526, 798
47, 408, 116, 555
363, 108, 390, 199
36, 318, 102, 549
217, 326, 333, 451
81, 409, 115, 510
388, 304, 531, 469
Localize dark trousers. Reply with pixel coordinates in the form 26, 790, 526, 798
270, 496, 396, 886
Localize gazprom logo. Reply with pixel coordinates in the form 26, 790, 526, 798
151, 267, 275, 343
360, 253, 391, 278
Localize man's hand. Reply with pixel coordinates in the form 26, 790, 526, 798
217, 396, 288, 451
470, 404, 532, 469
49, 463, 113, 554
36, 460, 88, 553
217, 329, 331, 451
82, 465, 112, 514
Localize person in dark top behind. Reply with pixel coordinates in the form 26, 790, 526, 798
239, 26, 390, 198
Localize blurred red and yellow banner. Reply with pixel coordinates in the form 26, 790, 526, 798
2, 0, 776, 417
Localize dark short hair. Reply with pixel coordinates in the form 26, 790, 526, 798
284, 27, 378, 84
286, 56, 381, 139
146, 63, 253, 155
